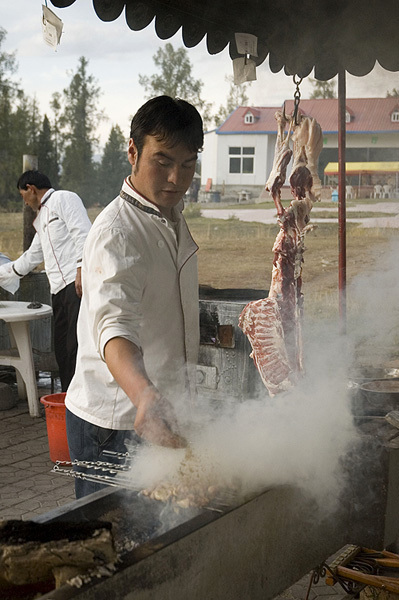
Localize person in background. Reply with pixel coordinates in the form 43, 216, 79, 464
65, 96, 203, 498
1, 171, 92, 391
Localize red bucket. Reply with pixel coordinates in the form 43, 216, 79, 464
40, 393, 71, 463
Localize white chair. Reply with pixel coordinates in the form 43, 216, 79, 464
374, 184, 382, 198
382, 184, 392, 199
345, 185, 354, 199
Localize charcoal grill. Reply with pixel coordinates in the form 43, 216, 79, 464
26, 419, 399, 600
32, 485, 350, 600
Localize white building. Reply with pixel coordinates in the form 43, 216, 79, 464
200, 98, 399, 202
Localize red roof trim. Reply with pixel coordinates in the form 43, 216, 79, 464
218, 98, 399, 134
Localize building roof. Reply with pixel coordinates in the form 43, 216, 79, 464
218, 98, 399, 135
50, 0, 399, 80
217, 106, 281, 134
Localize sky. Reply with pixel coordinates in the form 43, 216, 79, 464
1, 0, 399, 148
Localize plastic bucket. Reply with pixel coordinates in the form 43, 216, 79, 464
40, 393, 71, 463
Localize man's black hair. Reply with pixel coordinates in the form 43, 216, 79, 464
17, 170, 52, 190
130, 96, 204, 159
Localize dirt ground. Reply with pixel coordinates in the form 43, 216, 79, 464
196, 201, 399, 302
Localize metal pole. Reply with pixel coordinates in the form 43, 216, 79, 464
338, 70, 346, 333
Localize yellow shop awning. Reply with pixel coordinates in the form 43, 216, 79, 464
324, 161, 399, 175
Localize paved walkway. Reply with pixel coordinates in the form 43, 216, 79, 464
0, 372, 352, 600
201, 201, 399, 228
0, 374, 75, 521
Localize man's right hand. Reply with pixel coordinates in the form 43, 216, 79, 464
134, 388, 187, 449
104, 338, 187, 448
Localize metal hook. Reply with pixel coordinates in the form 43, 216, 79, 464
292, 75, 303, 126
282, 100, 288, 121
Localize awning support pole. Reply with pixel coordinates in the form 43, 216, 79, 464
338, 69, 347, 333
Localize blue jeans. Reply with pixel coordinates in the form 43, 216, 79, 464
66, 409, 139, 499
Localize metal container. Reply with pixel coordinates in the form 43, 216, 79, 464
358, 379, 399, 416
197, 286, 267, 404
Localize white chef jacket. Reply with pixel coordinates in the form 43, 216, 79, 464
13, 188, 91, 295
65, 178, 200, 430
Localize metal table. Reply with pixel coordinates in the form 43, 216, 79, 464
0, 301, 53, 417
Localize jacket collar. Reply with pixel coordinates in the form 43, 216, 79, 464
39, 188, 55, 209
120, 178, 183, 220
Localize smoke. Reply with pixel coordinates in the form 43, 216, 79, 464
125, 324, 359, 516
122, 237, 399, 526
347, 237, 399, 366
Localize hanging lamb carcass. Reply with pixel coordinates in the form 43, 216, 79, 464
238, 108, 323, 396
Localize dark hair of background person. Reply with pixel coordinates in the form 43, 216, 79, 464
17, 170, 52, 191
130, 96, 204, 160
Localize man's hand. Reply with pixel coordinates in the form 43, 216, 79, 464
104, 338, 187, 449
0, 262, 22, 294
75, 267, 83, 297
134, 388, 187, 449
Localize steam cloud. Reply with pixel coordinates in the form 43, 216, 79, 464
126, 325, 358, 515
123, 237, 399, 518
347, 238, 399, 365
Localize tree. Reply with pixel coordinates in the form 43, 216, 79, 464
97, 124, 130, 205
139, 43, 213, 130
386, 88, 399, 97
60, 57, 104, 206
13, 95, 42, 157
309, 77, 337, 99
214, 75, 251, 126
38, 114, 60, 188
50, 91, 63, 175
0, 27, 24, 208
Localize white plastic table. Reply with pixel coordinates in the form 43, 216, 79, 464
0, 301, 53, 417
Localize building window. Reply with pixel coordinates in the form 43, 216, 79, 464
229, 147, 254, 173
391, 111, 399, 122
244, 113, 254, 124
345, 111, 351, 123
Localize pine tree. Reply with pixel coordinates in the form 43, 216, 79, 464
12, 95, 42, 162
60, 57, 104, 206
0, 27, 23, 208
98, 124, 130, 206
50, 92, 63, 176
38, 115, 59, 188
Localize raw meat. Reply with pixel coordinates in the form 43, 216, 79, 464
239, 113, 323, 396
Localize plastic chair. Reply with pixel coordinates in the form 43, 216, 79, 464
382, 184, 392, 199
345, 185, 354, 199
374, 185, 382, 198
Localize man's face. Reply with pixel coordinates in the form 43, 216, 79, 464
128, 135, 197, 218
19, 185, 41, 211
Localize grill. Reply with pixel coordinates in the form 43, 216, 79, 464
19, 412, 398, 600
31, 485, 351, 600
198, 287, 267, 403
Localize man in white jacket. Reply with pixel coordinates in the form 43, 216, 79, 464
11, 171, 91, 390
65, 96, 203, 498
